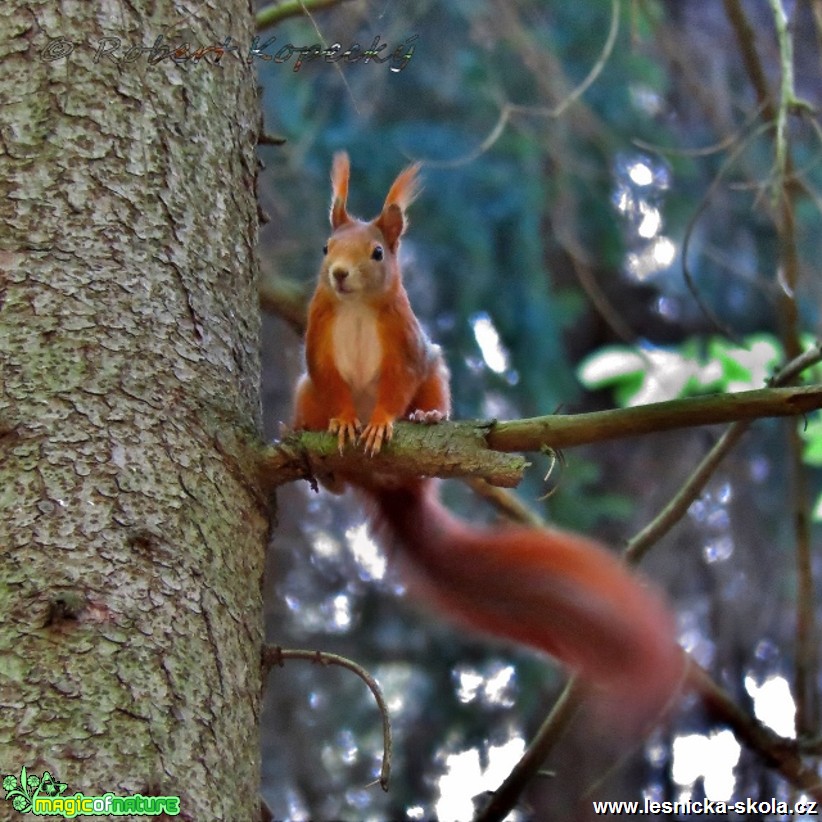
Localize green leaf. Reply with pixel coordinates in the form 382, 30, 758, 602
801, 414, 822, 467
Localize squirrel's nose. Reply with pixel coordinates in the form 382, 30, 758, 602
332, 267, 349, 285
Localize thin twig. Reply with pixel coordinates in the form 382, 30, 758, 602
262, 645, 393, 791
627, 344, 822, 563
625, 422, 748, 563
766, 0, 815, 201
632, 103, 767, 158
255, 0, 360, 112
420, 105, 513, 169
549, 0, 620, 118
474, 679, 588, 822
769, 340, 822, 385
465, 477, 546, 527
421, 0, 620, 168
679, 120, 773, 343
295, 0, 360, 114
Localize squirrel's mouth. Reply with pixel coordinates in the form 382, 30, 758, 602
332, 278, 359, 295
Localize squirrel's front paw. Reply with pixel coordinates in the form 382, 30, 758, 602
408, 409, 445, 424
360, 421, 393, 456
328, 416, 361, 454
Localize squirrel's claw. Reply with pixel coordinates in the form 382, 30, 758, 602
360, 421, 393, 456
328, 417, 361, 454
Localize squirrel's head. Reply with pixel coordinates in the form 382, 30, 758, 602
321, 152, 421, 300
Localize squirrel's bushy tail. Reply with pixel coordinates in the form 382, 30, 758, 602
362, 479, 683, 731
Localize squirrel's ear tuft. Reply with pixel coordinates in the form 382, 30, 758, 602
375, 162, 421, 251
330, 152, 351, 229
384, 162, 421, 214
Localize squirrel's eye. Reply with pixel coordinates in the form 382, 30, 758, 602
322, 244, 328, 255
371, 245, 384, 261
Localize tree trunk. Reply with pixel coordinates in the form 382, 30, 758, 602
0, 2, 266, 819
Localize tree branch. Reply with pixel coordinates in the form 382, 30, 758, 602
259, 279, 309, 336
260, 423, 529, 490
256, 0, 353, 30
625, 422, 747, 563
262, 385, 822, 490
689, 662, 822, 802
475, 678, 588, 822
722, 0, 775, 121
487, 385, 822, 451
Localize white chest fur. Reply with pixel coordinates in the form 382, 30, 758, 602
332, 303, 382, 417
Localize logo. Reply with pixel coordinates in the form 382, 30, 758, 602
2, 767, 180, 818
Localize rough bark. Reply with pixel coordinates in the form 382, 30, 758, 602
0, 2, 266, 819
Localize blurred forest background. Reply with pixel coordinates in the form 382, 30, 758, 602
255, 0, 822, 819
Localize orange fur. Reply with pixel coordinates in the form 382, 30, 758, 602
294, 153, 683, 730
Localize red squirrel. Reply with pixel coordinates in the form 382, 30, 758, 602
294, 152, 683, 728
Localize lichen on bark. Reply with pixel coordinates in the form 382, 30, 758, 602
0, 2, 267, 819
